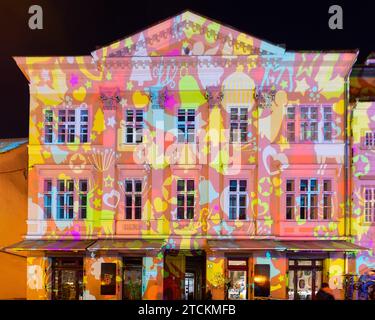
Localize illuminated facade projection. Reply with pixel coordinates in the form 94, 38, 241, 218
5, 10, 373, 300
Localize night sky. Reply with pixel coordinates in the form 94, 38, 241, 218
0, 0, 372, 138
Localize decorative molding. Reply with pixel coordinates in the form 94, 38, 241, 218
254, 86, 277, 109
101, 55, 261, 70
205, 86, 224, 108
107, 19, 264, 58
99, 87, 121, 110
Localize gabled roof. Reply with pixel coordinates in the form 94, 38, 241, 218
92, 10, 286, 60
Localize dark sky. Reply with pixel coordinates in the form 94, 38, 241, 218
0, 0, 372, 138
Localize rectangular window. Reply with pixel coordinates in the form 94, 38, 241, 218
79, 180, 88, 219
80, 110, 89, 143
286, 106, 296, 142
230, 107, 248, 143
125, 110, 143, 144
177, 179, 195, 219
125, 179, 142, 219
57, 179, 74, 219
323, 180, 332, 220
177, 109, 195, 143
58, 110, 66, 143
46, 109, 90, 144
286, 179, 295, 219
323, 106, 333, 141
44, 178, 88, 220
364, 187, 375, 223
286, 178, 330, 221
300, 106, 318, 142
44, 110, 53, 143
286, 105, 333, 142
228, 179, 247, 220
43, 179, 52, 219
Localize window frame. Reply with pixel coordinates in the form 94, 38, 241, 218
229, 107, 248, 144
285, 104, 334, 143
43, 107, 90, 144
176, 179, 196, 220
228, 179, 248, 220
177, 108, 196, 144
124, 109, 144, 144
124, 178, 143, 220
364, 187, 375, 223
285, 178, 333, 221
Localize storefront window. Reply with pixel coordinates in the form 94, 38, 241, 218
227, 259, 247, 300
228, 270, 247, 300
288, 259, 323, 300
254, 264, 270, 298
52, 258, 83, 300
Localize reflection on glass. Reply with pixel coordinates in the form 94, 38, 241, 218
228, 270, 247, 300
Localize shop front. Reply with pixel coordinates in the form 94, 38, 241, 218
3, 238, 367, 300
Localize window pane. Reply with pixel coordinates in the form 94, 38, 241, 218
229, 207, 237, 220
300, 180, 308, 191
186, 207, 194, 219
186, 194, 194, 206
126, 110, 134, 122
240, 108, 248, 120
177, 195, 184, 207
239, 194, 246, 206
79, 180, 87, 192
177, 207, 184, 219
186, 180, 194, 191
177, 180, 185, 192
57, 180, 65, 192
310, 179, 318, 191
126, 208, 132, 219
125, 181, 132, 192
66, 180, 74, 192
239, 208, 246, 220
134, 195, 141, 207
135, 180, 142, 192
45, 110, 53, 122
230, 108, 238, 121
126, 195, 132, 207
323, 180, 331, 192
229, 180, 237, 192
135, 207, 141, 219
286, 180, 294, 192
287, 107, 295, 120
229, 195, 237, 207
239, 180, 247, 192
80, 109, 88, 122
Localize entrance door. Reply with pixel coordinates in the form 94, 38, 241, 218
288, 260, 323, 300
123, 258, 142, 300
52, 257, 83, 300
227, 259, 248, 300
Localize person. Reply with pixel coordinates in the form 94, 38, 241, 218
358, 268, 375, 300
315, 282, 335, 300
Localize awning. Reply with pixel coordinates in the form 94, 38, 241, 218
278, 240, 368, 252
3, 240, 95, 252
87, 239, 164, 251
207, 240, 368, 252
207, 239, 285, 251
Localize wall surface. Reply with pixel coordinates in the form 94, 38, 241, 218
0, 143, 28, 299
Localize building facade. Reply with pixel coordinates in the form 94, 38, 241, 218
7, 11, 370, 300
